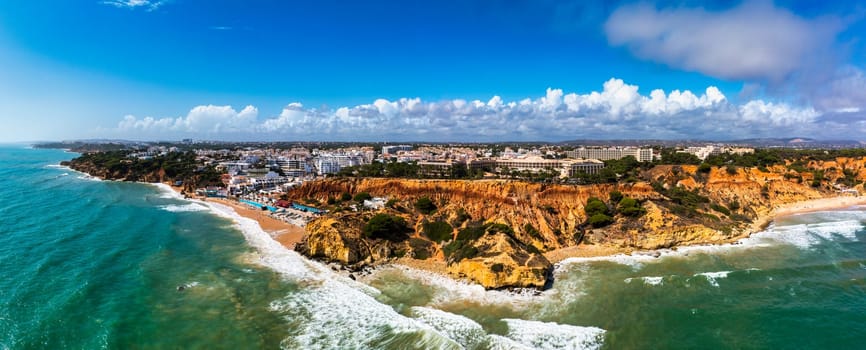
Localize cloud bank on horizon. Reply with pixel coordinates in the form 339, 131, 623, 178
3, 0, 866, 142
114, 78, 825, 141
105, 1, 866, 141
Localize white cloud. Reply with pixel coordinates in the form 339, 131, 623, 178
604, 1, 843, 82
101, 0, 166, 11
113, 78, 833, 141
117, 105, 257, 135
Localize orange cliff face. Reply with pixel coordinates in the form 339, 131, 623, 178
288, 161, 866, 289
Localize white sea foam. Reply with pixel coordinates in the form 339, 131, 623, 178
76, 175, 101, 181
193, 201, 459, 349
270, 280, 459, 350
746, 219, 862, 249
410, 306, 487, 349
176, 193, 605, 350
159, 203, 209, 212
624, 276, 664, 286
503, 319, 606, 350
557, 253, 658, 271
485, 335, 534, 350
148, 183, 185, 200
557, 212, 866, 274
370, 265, 540, 308
693, 271, 731, 287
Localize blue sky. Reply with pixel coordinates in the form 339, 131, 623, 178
2, 0, 866, 142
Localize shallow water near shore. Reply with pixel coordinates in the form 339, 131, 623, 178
3, 146, 866, 349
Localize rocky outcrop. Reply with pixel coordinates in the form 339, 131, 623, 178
291, 157, 866, 289
446, 232, 551, 289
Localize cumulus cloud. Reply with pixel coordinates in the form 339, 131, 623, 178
604, 1, 844, 83
113, 78, 834, 141
117, 105, 257, 135
101, 0, 167, 11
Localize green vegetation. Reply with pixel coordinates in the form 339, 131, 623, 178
811, 170, 824, 188
442, 240, 478, 263
340, 192, 352, 201
337, 159, 486, 179
523, 223, 543, 240
385, 198, 399, 208
362, 213, 411, 241
353, 192, 372, 202
703, 149, 783, 168
409, 238, 433, 260
652, 182, 711, 218
584, 197, 613, 228
443, 222, 520, 263
584, 197, 609, 217
710, 203, 731, 216
728, 200, 741, 211
68, 151, 222, 187
414, 196, 437, 214
456, 225, 486, 241
652, 183, 710, 207
658, 149, 702, 165
588, 213, 614, 228
454, 208, 471, 225
617, 197, 646, 217
422, 221, 453, 243
570, 156, 646, 184
609, 190, 623, 204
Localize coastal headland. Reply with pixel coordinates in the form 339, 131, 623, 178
60, 147, 866, 290
285, 161, 866, 289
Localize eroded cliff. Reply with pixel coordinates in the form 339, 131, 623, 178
289, 159, 866, 289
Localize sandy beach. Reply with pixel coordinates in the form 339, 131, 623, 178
771, 195, 866, 218
207, 197, 306, 248
162, 185, 306, 249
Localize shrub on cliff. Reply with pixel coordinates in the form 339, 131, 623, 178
385, 198, 398, 208
454, 208, 471, 225
710, 203, 731, 216
456, 225, 486, 241
409, 238, 433, 260
442, 239, 479, 263
523, 223, 543, 240
414, 196, 437, 214
363, 213, 411, 241
354, 192, 373, 202
423, 221, 453, 243
588, 213, 613, 228
340, 192, 352, 202
584, 197, 609, 217
609, 191, 623, 205
618, 197, 646, 217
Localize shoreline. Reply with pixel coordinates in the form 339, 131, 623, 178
64, 165, 866, 290
154, 184, 306, 249
541, 194, 866, 264
391, 194, 866, 279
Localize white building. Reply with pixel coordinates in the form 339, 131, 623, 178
382, 145, 413, 155
566, 147, 653, 162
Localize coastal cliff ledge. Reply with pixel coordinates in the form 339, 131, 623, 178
290, 161, 866, 289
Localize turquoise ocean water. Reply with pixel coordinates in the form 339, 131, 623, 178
2, 145, 866, 349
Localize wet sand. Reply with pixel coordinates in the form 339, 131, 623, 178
207, 198, 306, 249
163, 185, 305, 249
